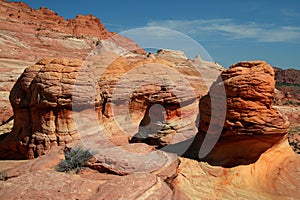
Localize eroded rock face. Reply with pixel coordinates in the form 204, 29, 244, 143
174, 139, 300, 199
0, 58, 82, 159
0, 0, 145, 125
0, 44, 222, 159
185, 61, 290, 167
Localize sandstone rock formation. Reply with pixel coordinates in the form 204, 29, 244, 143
185, 61, 290, 167
0, 0, 145, 125
0, 57, 297, 199
174, 139, 300, 199
0, 40, 222, 159
0, 1, 298, 199
1, 132, 298, 199
2, 58, 83, 159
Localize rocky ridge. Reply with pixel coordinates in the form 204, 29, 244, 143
274, 67, 300, 105
0, 0, 144, 125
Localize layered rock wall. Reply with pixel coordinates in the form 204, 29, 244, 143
0, 0, 145, 125
186, 61, 290, 167
0, 47, 221, 159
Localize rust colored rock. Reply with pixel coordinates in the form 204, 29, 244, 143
211, 61, 288, 136
0, 1, 145, 58
186, 61, 290, 167
0, 0, 145, 124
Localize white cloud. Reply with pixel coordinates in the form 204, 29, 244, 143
280, 8, 299, 17
146, 19, 300, 43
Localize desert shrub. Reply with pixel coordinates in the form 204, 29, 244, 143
0, 172, 8, 181
289, 126, 300, 135
283, 100, 300, 106
56, 147, 96, 174
289, 140, 300, 154
276, 82, 300, 87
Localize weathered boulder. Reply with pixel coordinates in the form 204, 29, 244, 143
185, 61, 290, 167
0, 58, 83, 159
87, 143, 179, 182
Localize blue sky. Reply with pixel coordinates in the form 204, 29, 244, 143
12, 0, 300, 69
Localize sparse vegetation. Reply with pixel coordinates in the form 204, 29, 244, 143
276, 82, 300, 87
0, 172, 8, 181
283, 100, 300, 106
288, 126, 300, 154
56, 147, 96, 174
289, 126, 300, 135
289, 139, 300, 154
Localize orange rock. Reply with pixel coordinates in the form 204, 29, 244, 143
0, 0, 145, 124
174, 139, 300, 199
186, 61, 290, 167
0, 46, 222, 159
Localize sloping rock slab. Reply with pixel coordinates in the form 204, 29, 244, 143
91, 173, 173, 200
0, 169, 105, 200
0, 146, 64, 180
88, 143, 179, 180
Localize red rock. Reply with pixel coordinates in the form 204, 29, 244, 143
185, 61, 290, 167
0, 42, 222, 159
0, 0, 145, 125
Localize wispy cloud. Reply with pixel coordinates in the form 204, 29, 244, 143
280, 8, 299, 18
146, 19, 300, 43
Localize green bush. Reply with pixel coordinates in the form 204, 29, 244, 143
56, 147, 96, 174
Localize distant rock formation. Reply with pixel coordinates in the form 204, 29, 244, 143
185, 61, 290, 167
0, 0, 145, 125
273, 67, 300, 105
274, 67, 300, 85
